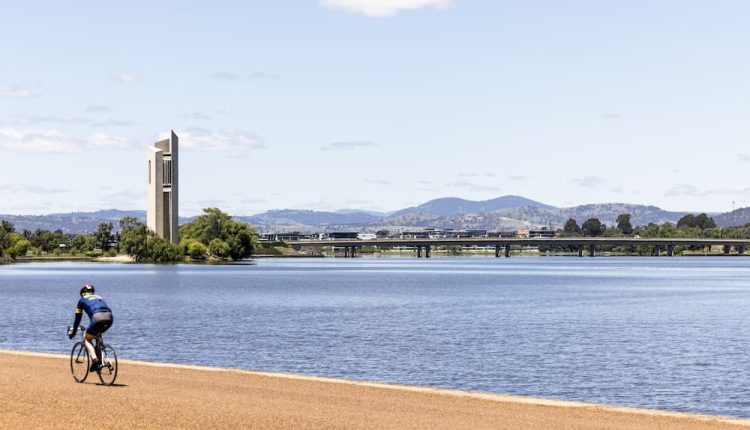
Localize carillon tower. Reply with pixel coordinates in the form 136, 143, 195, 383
146, 131, 179, 244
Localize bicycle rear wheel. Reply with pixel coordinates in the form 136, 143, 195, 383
97, 343, 118, 386
70, 342, 89, 383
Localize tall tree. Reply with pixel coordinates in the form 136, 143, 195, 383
581, 218, 605, 237
616, 214, 633, 235
94, 222, 114, 251
1, 220, 15, 233
678, 213, 716, 230
119, 222, 150, 262
695, 213, 716, 229
0, 221, 11, 256
677, 214, 696, 229
119, 216, 142, 231
563, 218, 582, 235
180, 208, 257, 261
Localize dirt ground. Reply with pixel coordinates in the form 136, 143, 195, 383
2, 350, 749, 430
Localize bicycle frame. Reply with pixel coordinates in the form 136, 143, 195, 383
68, 325, 118, 385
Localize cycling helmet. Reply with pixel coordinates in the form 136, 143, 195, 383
80, 284, 95, 296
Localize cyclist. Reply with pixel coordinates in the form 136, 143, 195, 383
68, 284, 114, 372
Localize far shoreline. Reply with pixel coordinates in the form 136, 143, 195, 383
1, 252, 746, 265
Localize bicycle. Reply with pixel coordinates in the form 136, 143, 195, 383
67, 325, 118, 385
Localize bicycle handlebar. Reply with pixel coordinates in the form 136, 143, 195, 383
66, 325, 86, 338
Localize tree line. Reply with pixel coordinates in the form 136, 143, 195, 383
558, 213, 726, 238
0, 220, 115, 261
0, 208, 257, 263
549, 212, 750, 255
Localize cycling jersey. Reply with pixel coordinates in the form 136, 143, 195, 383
75, 294, 112, 318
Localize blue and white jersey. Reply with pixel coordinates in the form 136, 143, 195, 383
75, 294, 112, 318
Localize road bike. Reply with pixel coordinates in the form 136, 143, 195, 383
67, 325, 118, 385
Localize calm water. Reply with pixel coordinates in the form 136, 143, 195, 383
2, 257, 750, 417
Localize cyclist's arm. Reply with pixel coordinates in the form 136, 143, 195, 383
70, 307, 83, 338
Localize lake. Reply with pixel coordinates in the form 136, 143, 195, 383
1, 257, 749, 417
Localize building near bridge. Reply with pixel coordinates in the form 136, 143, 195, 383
147, 131, 179, 244
327, 232, 359, 239
529, 228, 555, 238
488, 231, 517, 238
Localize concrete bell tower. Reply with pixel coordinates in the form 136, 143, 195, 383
146, 131, 179, 244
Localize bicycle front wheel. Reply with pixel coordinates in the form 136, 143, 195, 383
97, 343, 118, 386
70, 342, 89, 383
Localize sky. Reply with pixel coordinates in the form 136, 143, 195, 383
1, 0, 750, 216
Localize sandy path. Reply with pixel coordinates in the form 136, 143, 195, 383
2, 350, 748, 430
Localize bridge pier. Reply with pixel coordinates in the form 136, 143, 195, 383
654, 245, 661, 257
417, 246, 422, 258
723, 245, 731, 255
495, 245, 500, 258
351, 245, 357, 258
505, 245, 511, 258
344, 246, 350, 258
667, 244, 674, 257
589, 244, 595, 257
425, 245, 431, 258
578, 246, 583, 257
739, 245, 746, 255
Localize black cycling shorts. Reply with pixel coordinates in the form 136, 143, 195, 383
86, 311, 113, 336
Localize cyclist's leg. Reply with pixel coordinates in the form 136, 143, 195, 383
85, 312, 113, 369
83, 330, 97, 359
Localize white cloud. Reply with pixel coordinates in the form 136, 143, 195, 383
239, 198, 267, 205
458, 172, 495, 178
321, 140, 378, 151
665, 184, 750, 197
365, 178, 391, 185
86, 105, 112, 113
196, 199, 228, 207
91, 119, 137, 128
85, 133, 131, 150
0, 127, 131, 153
9, 114, 91, 125
665, 185, 699, 197
112, 71, 138, 83
3, 114, 135, 128
99, 189, 142, 209
322, 0, 453, 17
0, 84, 38, 98
343, 198, 374, 205
571, 175, 604, 187
448, 181, 501, 193
179, 112, 212, 120
163, 128, 266, 152
0, 127, 78, 152
0, 183, 71, 196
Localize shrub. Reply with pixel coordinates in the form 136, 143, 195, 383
208, 238, 231, 259
187, 240, 207, 260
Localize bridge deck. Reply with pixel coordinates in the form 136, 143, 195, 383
287, 237, 750, 248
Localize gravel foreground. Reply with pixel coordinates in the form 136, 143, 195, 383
3, 350, 749, 430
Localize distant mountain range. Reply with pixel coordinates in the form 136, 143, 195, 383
388, 195, 553, 218
0, 210, 147, 235
2, 195, 749, 234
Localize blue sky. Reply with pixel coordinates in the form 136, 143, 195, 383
1, 1, 750, 215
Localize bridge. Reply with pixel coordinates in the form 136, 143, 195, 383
286, 237, 750, 258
